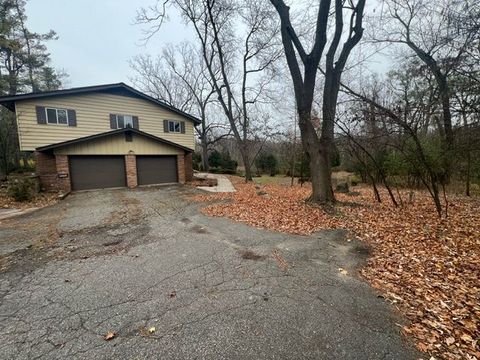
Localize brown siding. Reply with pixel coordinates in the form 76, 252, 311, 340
15, 92, 196, 151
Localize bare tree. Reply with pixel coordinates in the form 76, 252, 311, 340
372, 0, 478, 178
137, 0, 281, 181
269, 0, 366, 203
131, 42, 230, 171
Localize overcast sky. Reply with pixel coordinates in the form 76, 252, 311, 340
25, 0, 193, 88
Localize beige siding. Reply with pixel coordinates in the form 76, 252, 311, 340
54, 133, 183, 155
15, 92, 196, 151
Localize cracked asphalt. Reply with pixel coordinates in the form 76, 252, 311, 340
0, 186, 418, 359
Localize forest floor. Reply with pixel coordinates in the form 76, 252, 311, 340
191, 176, 480, 360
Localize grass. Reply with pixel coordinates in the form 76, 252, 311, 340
253, 175, 298, 186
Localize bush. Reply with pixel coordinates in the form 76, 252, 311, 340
192, 152, 202, 171
8, 177, 35, 202
255, 153, 278, 176
209, 167, 236, 175
208, 150, 238, 174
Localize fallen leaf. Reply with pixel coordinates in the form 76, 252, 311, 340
460, 333, 473, 343
104, 331, 116, 341
192, 178, 480, 360
445, 337, 455, 346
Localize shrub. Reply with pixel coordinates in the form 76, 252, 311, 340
255, 153, 278, 176
209, 167, 236, 175
192, 152, 202, 171
208, 150, 238, 173
8, 177, 35, 202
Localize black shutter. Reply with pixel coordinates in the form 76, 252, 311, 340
67, 109, 77, 126
132, 116, 139, 129
163, 119, 169, 133
180, 121, 186, 134
109, 114, 117, 129
36, 106, 46, 124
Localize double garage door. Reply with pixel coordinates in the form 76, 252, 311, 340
69, 155, 177, 191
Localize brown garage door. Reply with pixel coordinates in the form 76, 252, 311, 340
137, 155, 177, 186
69, 156, 126, 191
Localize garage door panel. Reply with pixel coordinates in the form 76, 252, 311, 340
70, 156, 126, 190
137, 156, 177, 185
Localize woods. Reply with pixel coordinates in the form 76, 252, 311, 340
0, 0, 65, 176
133, 0, 479, 216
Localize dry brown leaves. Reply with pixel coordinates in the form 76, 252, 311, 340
0, 189, 59, 210
192, 176, 480, 360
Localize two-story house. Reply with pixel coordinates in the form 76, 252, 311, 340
0, 83, 199, 191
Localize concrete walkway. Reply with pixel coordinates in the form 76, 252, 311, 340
0, 207, 39, 221
195, 173, 236, 193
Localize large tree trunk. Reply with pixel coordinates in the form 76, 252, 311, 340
201, 135, 209, 172
299, 110, 335, 203
241, 145, 253, 181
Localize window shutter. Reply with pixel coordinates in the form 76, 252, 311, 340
163, 119, 169, 133
109, 114, 117, 129
67, 109, 77, 126
132, 116, 139, 129
36, 106, 46, 124
180, 121, 186, 134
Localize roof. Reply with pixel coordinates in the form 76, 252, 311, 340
0, 82, 201, 125
36, 127, 194, 153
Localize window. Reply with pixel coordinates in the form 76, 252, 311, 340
168, 120, 181, 133
115, 114, 134, 128
46, 108, 69, 125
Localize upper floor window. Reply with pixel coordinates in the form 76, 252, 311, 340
109, 114, 138, 129
163, 119, 185, 134
169, 120, 181, 133
46, 107, 69, 125
35, 106, 77, 127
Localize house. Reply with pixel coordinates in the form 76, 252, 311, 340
0, 83, 199, 192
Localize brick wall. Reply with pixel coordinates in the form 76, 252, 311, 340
177, 154, 185, 184
184, 152, 193, 182
35, 152, 58, 191
35, 152, 56, 175
125, 154, 137, 188
35, 152, 71, 192
55, 155, 71, 193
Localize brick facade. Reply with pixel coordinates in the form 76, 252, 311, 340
35, 152, 62, 192
125, 154, 137, 188
35, 151, 191, 191
177, 154, 185, 184
35, 152, 71, 192
55, 155, 71, 193
184, 152, 193, 182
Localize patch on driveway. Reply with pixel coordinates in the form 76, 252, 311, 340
0, 186, 418, 359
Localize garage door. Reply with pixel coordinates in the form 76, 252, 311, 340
69, 156, 126, 191
136, 155, 177, 186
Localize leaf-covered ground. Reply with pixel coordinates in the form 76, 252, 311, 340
191, 177, 480, 360
0, 189, 59, 210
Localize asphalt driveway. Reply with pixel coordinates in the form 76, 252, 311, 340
0, 186, 418, 359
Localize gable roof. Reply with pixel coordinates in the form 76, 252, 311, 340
0, 82, 201, 125
36, 127, 194, 153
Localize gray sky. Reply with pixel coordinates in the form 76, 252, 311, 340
25, 0, 193, 88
